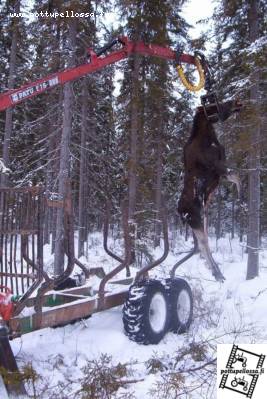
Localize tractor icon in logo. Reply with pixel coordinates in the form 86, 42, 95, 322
232, 352, 247, 368
231, 376, 249, 391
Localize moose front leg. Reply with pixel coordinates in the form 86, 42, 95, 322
178, 196, 225, 282
192, 228, 225, 282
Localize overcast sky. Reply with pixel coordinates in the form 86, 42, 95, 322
102, 0, 215, 38
182, 0, 215, 39
19, 0, 215, 41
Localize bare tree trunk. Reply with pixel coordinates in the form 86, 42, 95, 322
1, 0, 20, 187
45, 26, 62, 246
128, 52, 141, 262
78, 82, 87, 257
231, 197, 235, 239
215, 187, 222, 240
44, 118, 59, 245
154, 128, 163, 247
239, 209, 244, 243
54, 19, 76, 276
128, 53, 140, 221
185, 223, 189, 241
246, 0, 260, 280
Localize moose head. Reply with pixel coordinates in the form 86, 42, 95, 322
197, 98, 243, 123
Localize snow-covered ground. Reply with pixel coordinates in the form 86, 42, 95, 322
10, 232, 267, 398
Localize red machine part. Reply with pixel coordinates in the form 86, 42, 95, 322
0, 37, 197, 112
0, 286, 14, 321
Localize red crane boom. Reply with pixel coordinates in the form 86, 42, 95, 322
0, 37, 197, 112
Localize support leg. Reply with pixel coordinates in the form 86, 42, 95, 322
0, 325, 27, 396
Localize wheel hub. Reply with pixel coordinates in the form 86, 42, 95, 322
177, 289, 191, 324
149, 292, 167, 333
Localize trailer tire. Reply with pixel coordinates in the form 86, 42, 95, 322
123, 279, 170, 345
166, 278, 193, 334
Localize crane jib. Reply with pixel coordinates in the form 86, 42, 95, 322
10, 76, 60, 104
0, 37, 198, 112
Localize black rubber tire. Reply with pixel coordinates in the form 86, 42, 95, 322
166, 278, 193, 334
122, 279, 170, 345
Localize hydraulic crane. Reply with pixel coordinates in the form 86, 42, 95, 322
0, 36, 208, 112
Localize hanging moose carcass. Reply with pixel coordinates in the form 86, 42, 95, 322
178, 99, 242, 282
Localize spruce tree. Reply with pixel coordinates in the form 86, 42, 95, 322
211, 0, 266, 277
116, 0, 191, 263
0, 0, 30, 187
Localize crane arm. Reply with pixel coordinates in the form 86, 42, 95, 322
0, 37, 197, 112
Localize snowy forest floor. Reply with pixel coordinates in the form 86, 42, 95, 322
10, 232, 267, 399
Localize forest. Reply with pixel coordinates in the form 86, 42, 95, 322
0, 0, 266, 398
0, 0, 266, 276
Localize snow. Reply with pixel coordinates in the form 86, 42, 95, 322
8, 232, 267, 398
240, 36, 267, 55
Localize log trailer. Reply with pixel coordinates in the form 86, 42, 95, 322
0, 37, 212, 396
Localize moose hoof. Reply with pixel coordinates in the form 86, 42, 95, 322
213, 270, 225, 282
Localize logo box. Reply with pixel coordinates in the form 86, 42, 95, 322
217, 344, 266, 399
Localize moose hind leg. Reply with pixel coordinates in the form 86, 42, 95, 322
226, 171, 241, 198
203, 203, 210, 235
193, 229, 225, 282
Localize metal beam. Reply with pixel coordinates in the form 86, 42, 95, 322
9, 291, 128, 335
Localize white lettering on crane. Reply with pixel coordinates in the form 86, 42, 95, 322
10, 75, 59, 104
